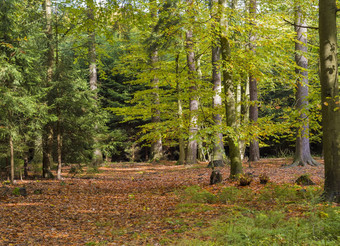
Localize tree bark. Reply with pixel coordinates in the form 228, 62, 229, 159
185, 0, 198, 165
150, 49, 163, 162
219, 0, 242, 177
176, 53, 186, 165
210, 0, 225, 167
9, 134, 14, 184
87, 0, 103, 165
57, 120, 62, 180
291, 6, 319, 167
319, 0, 340, 202
248, 0, 260, 162
42, 124, 53, 178
42, 0, 54, 179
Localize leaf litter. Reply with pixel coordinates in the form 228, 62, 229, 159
0, 158, 326, 245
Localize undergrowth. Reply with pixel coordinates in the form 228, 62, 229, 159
171, 184, 339, 245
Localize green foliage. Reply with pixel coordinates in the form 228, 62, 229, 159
218, 187, 255, 204
180, 185, 217, 204
179, 206, 340, 246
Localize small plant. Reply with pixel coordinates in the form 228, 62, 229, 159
295, 174, 315, 185
259, 173, 270, 184
69, 165, 81, 174
180, 185, 217, 204
12, 187, 21, 196
239, 173, 253, 186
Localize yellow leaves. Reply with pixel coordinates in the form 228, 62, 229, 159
324, 102, 329, 106
318, 211, 329, 218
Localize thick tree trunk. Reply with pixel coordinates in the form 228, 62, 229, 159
291, 6, 319, 167
210, 0, 225, 167
319, 0, 340, 202
42, 0, 54, 179
220, 0, 242, 177
248, 0, 260, 162
185, 0, 198, 165
9, 134, 14, 184
176, 54, 186, 165
87, 0, 103, 165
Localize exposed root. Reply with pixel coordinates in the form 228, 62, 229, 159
287, 157, 320, 168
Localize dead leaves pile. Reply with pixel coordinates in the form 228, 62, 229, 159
0, 158, 325, 245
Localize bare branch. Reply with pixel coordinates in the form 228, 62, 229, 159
282, 18, 319, 30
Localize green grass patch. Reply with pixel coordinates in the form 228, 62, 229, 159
177, 206, 340, 245
170, 184, 339, 246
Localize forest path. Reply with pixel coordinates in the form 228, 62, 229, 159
0, 159, 324, 245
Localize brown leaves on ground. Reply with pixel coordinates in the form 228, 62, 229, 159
0, 158, 325, 245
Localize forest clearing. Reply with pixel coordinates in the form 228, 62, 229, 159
1, 1, 340, 245
1, 158, 339, 245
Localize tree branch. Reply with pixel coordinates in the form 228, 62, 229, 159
282, 18, 318, 30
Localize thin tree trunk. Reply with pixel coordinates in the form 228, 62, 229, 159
240, 76, 249, 160
42, 125, 53, 178
23, 155, 29, 178
185, 0, 198, 165
57, 120, 62, 180
210, 0, 225, 168
149, 0, 163, 162
291, 6, 319, 167
150, 49, 163, 162
42, 0, 54, 179
248, 0, 260, 162
87, 0, 103, 165
9, 134, 14, 184
176, 53, 186, 165
220, 0, 242, 178
319, 0, 340, 202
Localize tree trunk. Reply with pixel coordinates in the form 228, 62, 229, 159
185, 0, 198, 165
87, 0, 103, 165
42, 124, 53, 178
57, 120, 62, 180
210, 0, 225, 168
150, 49, 163, 162
176, 54, 186, 165
291, 6, 319, 167
220, 0, 242, 178
9, 134, 14, 184
23, 155, 29, 178
42, 0, 54, 179
248, 0, 260, 162
319, 0, 340, 202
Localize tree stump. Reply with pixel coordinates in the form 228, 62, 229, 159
210, 170, 222, 185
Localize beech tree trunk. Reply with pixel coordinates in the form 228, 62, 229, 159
248, 0, 260, 162
291, 6, 319, 167
220, 0, 242, 177
176, 54, 186, 165
319, 0, 340, 202
150, 49, 163, 161
185, 0, 198, 164
42, 0, 54, 179
87, 0, 103, 165
210, 0, 225, 167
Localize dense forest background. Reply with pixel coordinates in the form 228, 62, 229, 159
0, 0, 336, 180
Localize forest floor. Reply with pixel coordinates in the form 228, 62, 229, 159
0, 158, 337, 245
